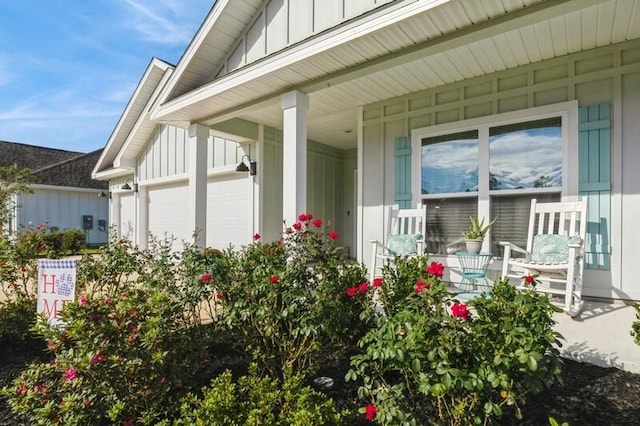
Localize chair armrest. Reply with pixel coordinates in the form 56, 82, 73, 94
499, 242, 528, 255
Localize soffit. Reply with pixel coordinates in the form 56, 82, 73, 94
156, 0, 640, 149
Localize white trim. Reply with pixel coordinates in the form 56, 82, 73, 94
30, 184, 108, 194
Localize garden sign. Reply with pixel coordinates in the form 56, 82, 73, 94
37, 259, 77, 326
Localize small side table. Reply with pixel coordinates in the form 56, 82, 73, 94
455, 252, 493, 300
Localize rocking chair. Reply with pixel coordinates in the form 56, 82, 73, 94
369, 204, 426, 283
500, 198, 588, 317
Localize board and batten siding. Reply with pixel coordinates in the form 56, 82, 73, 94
359, 38, 640, 300
216, 0, 396, 77
137, 124, 249, 182
260, 126, 347, 247
17, 188, 109, 246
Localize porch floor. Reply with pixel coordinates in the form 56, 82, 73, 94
553, 299, 640, 373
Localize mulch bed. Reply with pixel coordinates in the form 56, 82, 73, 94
1, 337, 639, 425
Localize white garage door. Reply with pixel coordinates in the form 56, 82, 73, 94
120, 193, 136, 241
207, 175, 251, 250
148, 183, 189, 251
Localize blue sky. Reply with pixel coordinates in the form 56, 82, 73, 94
0, 0, 213, 153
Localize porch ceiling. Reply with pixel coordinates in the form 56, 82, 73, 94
157, 0, 640, 150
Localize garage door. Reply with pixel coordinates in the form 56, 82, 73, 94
207, 175, 251, 250
148, 183, 189, 251
120, 193, 136, 241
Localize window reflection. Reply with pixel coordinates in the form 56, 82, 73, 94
421, 130, 478, 194
489, 118, 562, 190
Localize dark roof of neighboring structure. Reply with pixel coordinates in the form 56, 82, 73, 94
0, 140, 82, 170
0, 140, 108, 190
33, 150, 108, 190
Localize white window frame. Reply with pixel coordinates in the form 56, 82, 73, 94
411, 101, 579, 253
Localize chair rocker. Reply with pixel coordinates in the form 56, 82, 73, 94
369, 204, 426, 283
500, 198, 588, 317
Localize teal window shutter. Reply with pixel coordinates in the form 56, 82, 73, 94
394, 137, 412, 209
578, 104, 611, 270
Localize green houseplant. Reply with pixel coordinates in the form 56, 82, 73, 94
463, 216, 496, 253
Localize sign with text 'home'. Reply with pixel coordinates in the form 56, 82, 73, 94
37, 259, 77, 326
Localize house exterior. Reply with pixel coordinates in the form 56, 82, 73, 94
93, 0, 640, 301
1, 141, 109, 246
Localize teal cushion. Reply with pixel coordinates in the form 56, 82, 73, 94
387, 234, 422, 256
531, 234, 580, 263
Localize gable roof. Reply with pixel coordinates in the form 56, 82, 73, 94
92, 58, 174, 179
33, 149, 108, 190
0, 140, 82, 170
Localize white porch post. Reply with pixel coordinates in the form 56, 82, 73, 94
281, 90, 309, 226
136, 185, 148, 250
188, 123, 209, 249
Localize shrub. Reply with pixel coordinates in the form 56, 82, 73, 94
346, 268, 563, 425
1, 233, 220, 425
0, 252, 38, 341
632, 304, 640, 346
216, 214, 374, 381
166, 364, 345, 425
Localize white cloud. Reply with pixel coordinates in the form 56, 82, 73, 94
121, 0, 210, 45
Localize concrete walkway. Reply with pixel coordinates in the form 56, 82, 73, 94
553, 299, 640, 373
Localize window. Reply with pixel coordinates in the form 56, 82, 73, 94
415, 103, 575, 256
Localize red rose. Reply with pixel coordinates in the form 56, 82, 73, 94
415, 279, 430, 293
253, 233, 261, 241
312, 219, 323, 228
365, 404, 377, 421
524, 275, 535, 284
201, 273, 212, 283
451, 302, 470, 321
372, 277, 383, 288
358, 282, 369, 293
346, 286, 358, 297
427, 261, 444, 278
270, 275, 279, 284
328, 231, 339, 240
293, 222, 302, 231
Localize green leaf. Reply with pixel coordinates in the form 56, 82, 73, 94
411, 357, 421, 372
527, 355, 538, 371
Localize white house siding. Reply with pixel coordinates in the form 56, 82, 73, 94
260, 126, 348, 247
218, 0, 395, 76
147, 183, 190, 251
359, 38, 640, 301
138, 125, 189, 181
16, 188, 109, 246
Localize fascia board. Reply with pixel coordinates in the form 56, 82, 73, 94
93, 58, 172, 175
152, 0, 451, 120
92, 168, 134, 181
153, 0, 229, 108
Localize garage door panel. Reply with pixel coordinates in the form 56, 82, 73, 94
207, 175, 250, 250
120, 194, 135, 241
148, 184, 189, 251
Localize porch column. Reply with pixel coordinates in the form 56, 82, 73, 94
281, 90, 309, 226
136, 185, 148, 250
188, 123, 209, 249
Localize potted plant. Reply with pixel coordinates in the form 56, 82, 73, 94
463, 216, 496, 253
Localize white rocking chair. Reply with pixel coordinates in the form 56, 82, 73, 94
369, 204, 426, 283
500, 198, 588, 317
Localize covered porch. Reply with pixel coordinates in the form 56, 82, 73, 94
148, 0, 640, 302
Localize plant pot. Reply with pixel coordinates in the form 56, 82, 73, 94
464, 239, 483, 254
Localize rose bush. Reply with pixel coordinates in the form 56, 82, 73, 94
215, 214, 374, 381
347, 260, 564, 425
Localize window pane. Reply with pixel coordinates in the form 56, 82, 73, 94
489, 118, 562, 190
424, 198, 477, 255
490, 193, 561, 256
422, 130, 478, 194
